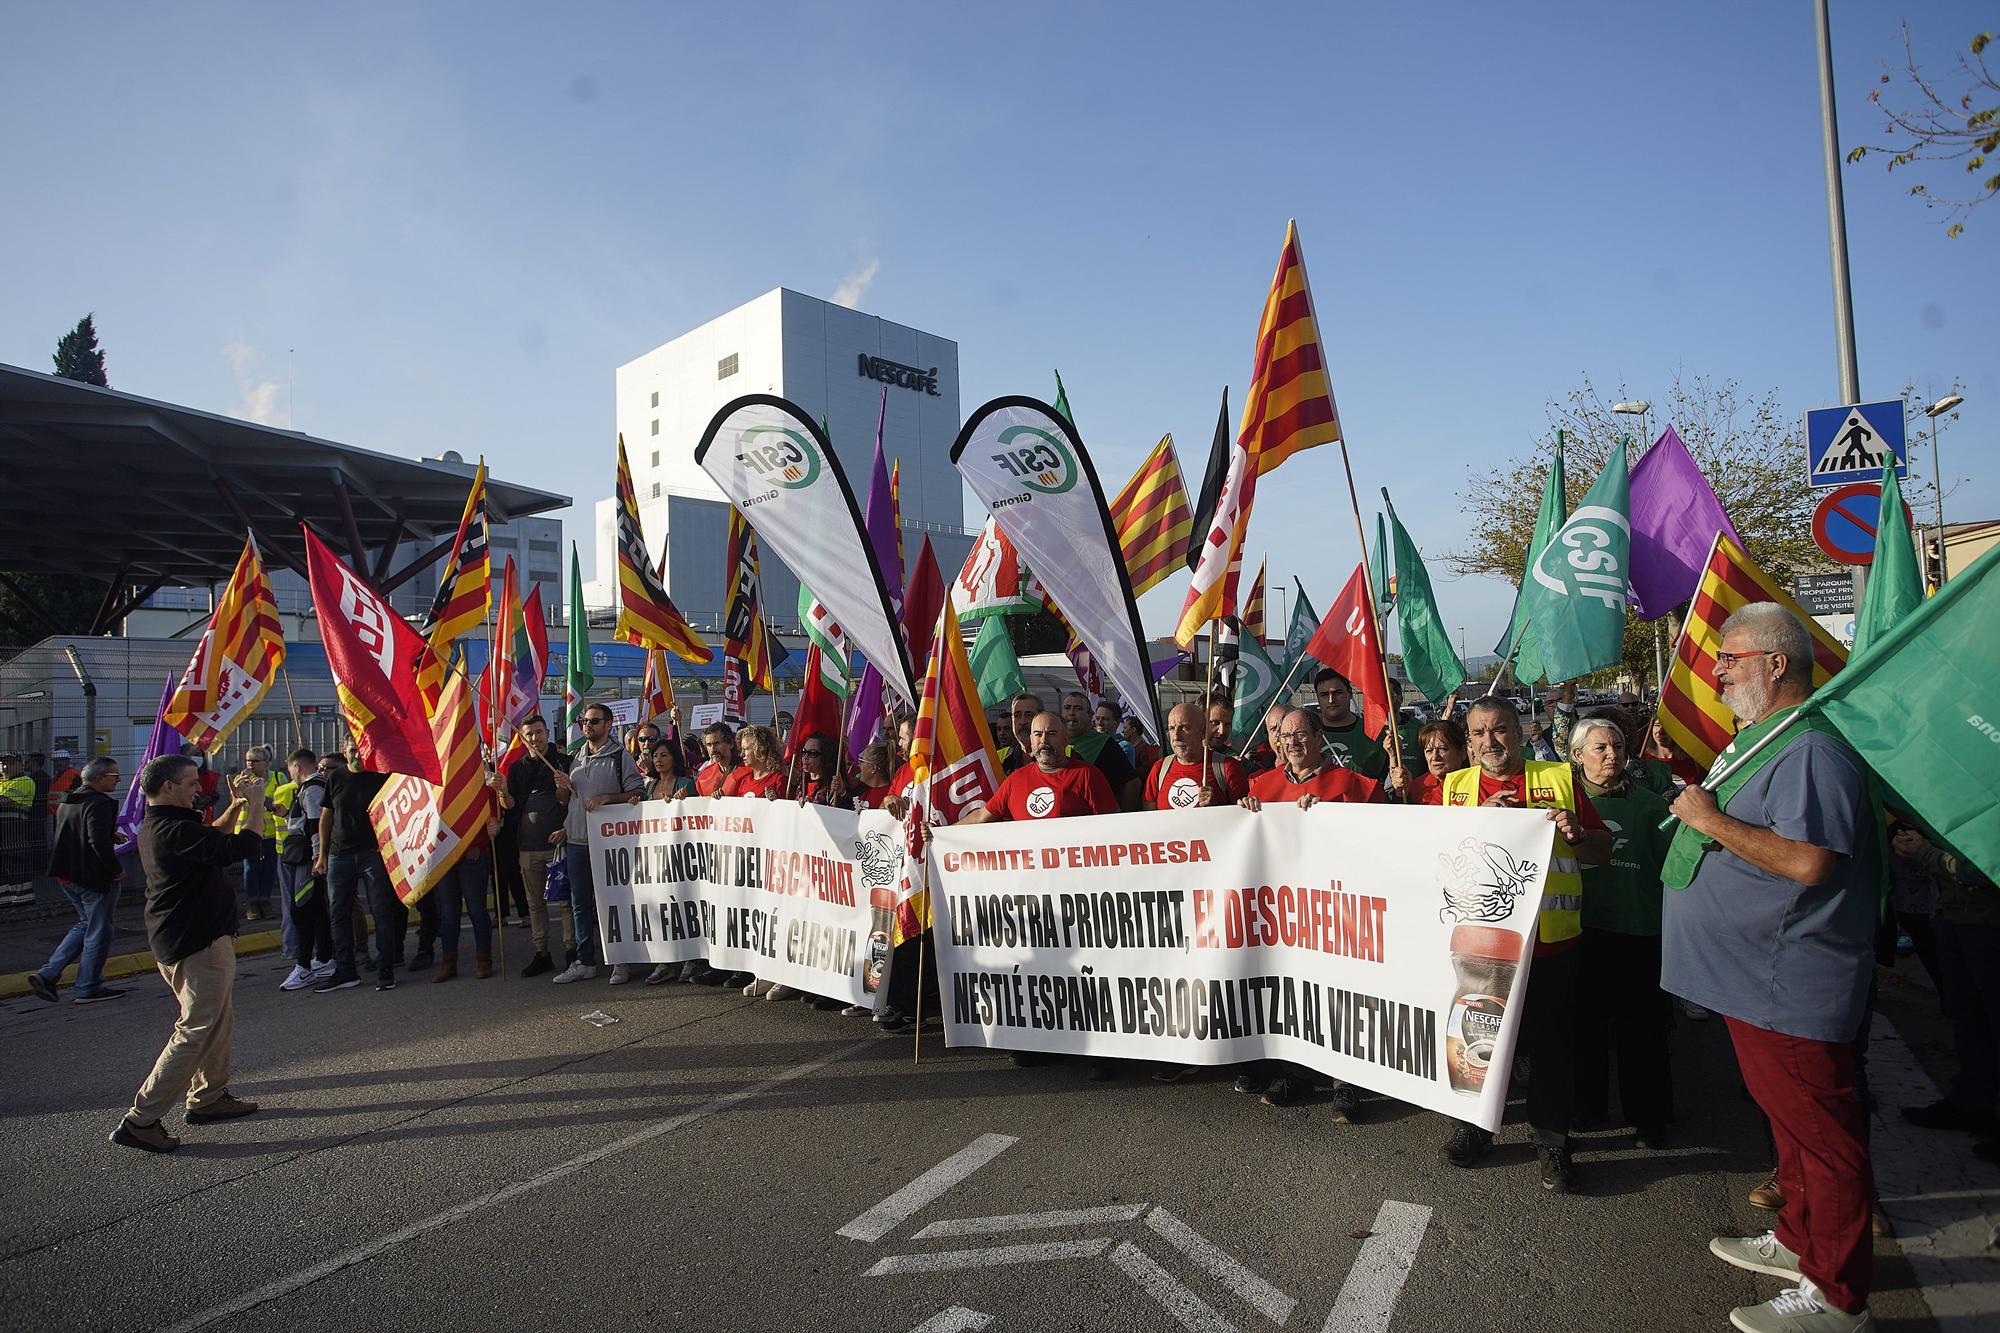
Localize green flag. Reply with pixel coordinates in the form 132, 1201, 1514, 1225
563, 543, 593, 737
1805, 543, 2000, 883
1520, 439, 1630, 683
1495, 431, 1566, 683
1369, 513, 1395, 616
1382, 492, 1466, 708
796, 581, 851, 691
1052, 369, 1072, 425
1852, 464, 1922, 656
1229, 626, 1285, 745
968, 613, 1026, 710
1282, 578, 1321, 673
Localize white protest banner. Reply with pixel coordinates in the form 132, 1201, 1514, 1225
696, 396, 916, 708
589, 796, 906, 1005
931, 804, 1555, 1131
952, 398, 1160, 738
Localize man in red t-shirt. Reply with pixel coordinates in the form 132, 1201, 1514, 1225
1234, 707, 1379, 1116
1240, 709, 1382, 811
960, 712, 1118, 824
1143, 703, 1247, 811
955, 710, 1116, 1073
693, 723, 738, 797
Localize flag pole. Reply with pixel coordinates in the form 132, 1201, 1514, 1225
1654, 706, 1807, 832
912, 772, 933, 1066
1486, 618, 1530, 697
1199, 623, 1218, 795
1292, 217, 1404, 776
1239, 642, 1319, 763
279, 663, 305, 749
488, 582, 507, 979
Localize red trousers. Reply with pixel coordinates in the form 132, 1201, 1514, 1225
1726, 1017, 1872, 1313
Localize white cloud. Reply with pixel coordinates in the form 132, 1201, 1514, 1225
832, 256, 880, 309
222, 339, 286, 426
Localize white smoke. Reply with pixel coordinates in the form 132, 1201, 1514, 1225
832, 257, 880, 309
223, 340, 286, 426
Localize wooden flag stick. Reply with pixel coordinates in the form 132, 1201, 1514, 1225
279, 663, 306, 749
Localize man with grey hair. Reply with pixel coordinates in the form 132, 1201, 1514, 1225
31, 757, 126, 1004
1662, 602, 1878, 1332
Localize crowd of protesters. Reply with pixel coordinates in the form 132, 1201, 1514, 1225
17, 605, 1993, 1332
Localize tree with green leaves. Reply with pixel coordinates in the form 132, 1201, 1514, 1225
1849, 26, 1998, 237
52, 313, 109, 385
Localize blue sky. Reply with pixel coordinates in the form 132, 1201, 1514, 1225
5, 1, 1994, 655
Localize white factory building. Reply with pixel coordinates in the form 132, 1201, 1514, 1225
586, 288, 975, 632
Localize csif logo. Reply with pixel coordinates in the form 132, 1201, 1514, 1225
735, 426, 822, 489
991, 425, 1078, 494
1532, 504, 1631, 610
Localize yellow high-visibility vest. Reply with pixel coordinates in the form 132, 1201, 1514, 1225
1441, 760, 1583, 944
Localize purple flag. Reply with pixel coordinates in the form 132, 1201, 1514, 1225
1628, 426, 1743, 619
116, 676, 178, 854
849, 389, 902, 759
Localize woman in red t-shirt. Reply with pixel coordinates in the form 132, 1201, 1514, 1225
1392, 717, 1468, 806
722, 725, 786, 799
790, 732, 848, 806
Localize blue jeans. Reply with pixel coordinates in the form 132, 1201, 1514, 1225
327, 850, 388, 979
243, 839, 277, 906
435, 852, 493, 958
564, 841, 600, 966
38, 879, 123, 997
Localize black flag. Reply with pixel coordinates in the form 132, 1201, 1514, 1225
1186, 386, 1231, 573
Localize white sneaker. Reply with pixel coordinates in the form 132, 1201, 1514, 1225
552, 962, 598, 984
1729, 1279, 1872, 1332
743, 979, 773, 998
677, 962, 700, 983
1710, 1230, 1803, 1279
767, 984, 801, 1002
311, 958, 337, 978
607, 964, 636, 985
279, 965, 315, 991
645, 963, 675, 985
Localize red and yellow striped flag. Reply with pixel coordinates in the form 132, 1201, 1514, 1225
1658, 533, 1848, 770
1241, 219, 1342, 478
164, 534, 286, 751
890, 458, 906, 580
902, 592, 1003, 944
1109, 434, 1194, 596
724, 506, 773, 691
613, 434, 714, 662
1242, 558, 1268, 642
420, 459, 490, 701
371, 660, 492, 907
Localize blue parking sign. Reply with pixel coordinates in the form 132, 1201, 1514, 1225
1806, 399, 1907, 487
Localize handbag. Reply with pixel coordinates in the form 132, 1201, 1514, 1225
544, 853, 571, 903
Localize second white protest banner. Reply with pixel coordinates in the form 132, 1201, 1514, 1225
931, 803, 1555, 1131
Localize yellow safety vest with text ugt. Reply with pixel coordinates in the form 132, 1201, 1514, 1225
1441, 760, 1583, 944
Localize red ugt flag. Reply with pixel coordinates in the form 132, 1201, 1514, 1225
1305, 563, 1391, 741
304, 527, 443, 782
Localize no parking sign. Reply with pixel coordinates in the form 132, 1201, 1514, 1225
1811, 483, 1912, 566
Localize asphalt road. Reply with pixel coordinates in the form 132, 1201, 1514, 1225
0, 948, 1952, 1333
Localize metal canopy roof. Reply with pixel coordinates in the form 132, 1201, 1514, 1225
0, 362, 568, 624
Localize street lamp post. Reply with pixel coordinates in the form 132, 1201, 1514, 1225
1613, 400, 1666, 692
1924, 393, 1964, 583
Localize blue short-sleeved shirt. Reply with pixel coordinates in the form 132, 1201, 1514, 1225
1660, 729, 1878, 1042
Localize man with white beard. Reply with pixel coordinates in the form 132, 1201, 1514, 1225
1661, 603, 1878, 1333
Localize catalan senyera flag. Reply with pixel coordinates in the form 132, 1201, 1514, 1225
420, 458, 490, 701
902, 592, 1002, 944
613, 434, 713, 663
1241, 219, 1342, 478
163, 534, 285, 751
1242, 558, 1268, 642
1658, 533, 1848, 770
724, 506, 773, 691
1109, 434, 1194, 596
304, 526, 442, 783
370, 662, 492, 907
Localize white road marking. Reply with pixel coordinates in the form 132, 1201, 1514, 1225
865, 1238, 1113, 1275
153, 1039, 875, 1333
838, 1132, 1021, 1241
1146, 1206, 1297, 1325
1320, 1201, 1432, 1333
914, 1203, 1147, 1238
906, 1306, 995, 1332
1109, 1240, 1241, 1333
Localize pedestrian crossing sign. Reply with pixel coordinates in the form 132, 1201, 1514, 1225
1805, 399, 1907, 488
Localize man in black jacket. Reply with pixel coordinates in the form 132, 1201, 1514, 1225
30, 758, 126, 1005
110, 754, 267, 1154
